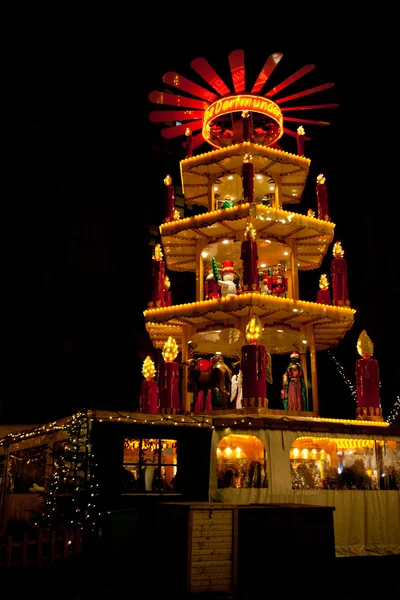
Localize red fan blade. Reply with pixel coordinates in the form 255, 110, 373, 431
149, 110, 205, 123
265, 65, 315, 98
149, 91, 209, 110
163, 72, 217, 102
228, 49, 245, 93
283, 127, 311, 140
191, 57, 231, 96
281, 104, 339, 112
251, 52, 283, 93
284, 117, 330, 125
276, 83, 335, 104
161, 120, 204, 139
192, 132, 206, 150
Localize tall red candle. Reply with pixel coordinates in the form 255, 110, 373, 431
316, 173, 329, 221
163, 174, 175, 222
185, 127, 193, 158
159, 361, 180, 412
151, 243, 165, 307
355, 330, 382, 418
240, 221, 259, 291
140, 380, 159, 413
241, 344, 267, 407
356, 358, 380, 410
164, 275, 172, 307
296, 126, 305, 156
140, 356, 159, 413
331, 241, 349, 306
241, 154, 254, 204
316, 273, 331, 304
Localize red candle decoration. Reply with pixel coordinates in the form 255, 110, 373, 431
241, 153, 254, 204
163, 174, 175, 222
140, 356, 159, 413
316, 173, 329, 221
240, 220, 259, 291
159, 336, 180, 413
331, 241, 349, 306
241, 315, 267, 407
150, 243, 165, 307
164, 275, 172, 307
316, 273, 331, 305
296, 126, 305, 156
185, 127, 193, 158
242, 110, 251, 141
355, 330, 382, 419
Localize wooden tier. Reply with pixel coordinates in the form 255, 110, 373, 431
161, 204, 334, 272
180, 142, 310, 208
144, 293, 355, 352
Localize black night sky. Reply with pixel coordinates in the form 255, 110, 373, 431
3, 24, 399, 425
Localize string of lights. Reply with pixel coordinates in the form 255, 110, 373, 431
387, 396, 400, 423
327, 350, 357, 404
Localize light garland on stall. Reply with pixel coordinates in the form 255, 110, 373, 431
387, 396, 400, 423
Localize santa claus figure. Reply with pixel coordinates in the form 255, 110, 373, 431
268, 264, 287, 297
219, 261, 237, 297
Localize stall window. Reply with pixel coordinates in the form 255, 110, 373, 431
123, 438, 177, 493
290, 437, 400, 490
8, 445, 48, 494
217, 434, 268, 489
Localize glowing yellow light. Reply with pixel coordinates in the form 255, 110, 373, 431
245, 220, 256, 240
153, 243, 163, 261
245, 314, 263, 344
317, 173, 326, 185
307, 208, 315, 218
293, 448, 299, 457
185, 127, 192, 136
162, 336, 178, 362
357, 330, 374, 359
333, 241, 344, 258
164, 276, 171, 291
319, 274, 329, 290
164, 174, 172, 186
297, 126, 305, 136
243, 153, 253, 163
224, 447, 232, 456
142, 356, 156, 381
241, 110, 250, 118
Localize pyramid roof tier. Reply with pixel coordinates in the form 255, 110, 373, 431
160, 204, 334, 272
144, 294, 355, 353
180, 142, 310, 208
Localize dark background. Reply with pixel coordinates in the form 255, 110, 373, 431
2, 25, 399, 424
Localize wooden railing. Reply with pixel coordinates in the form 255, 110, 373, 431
0, 527, 81, 571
